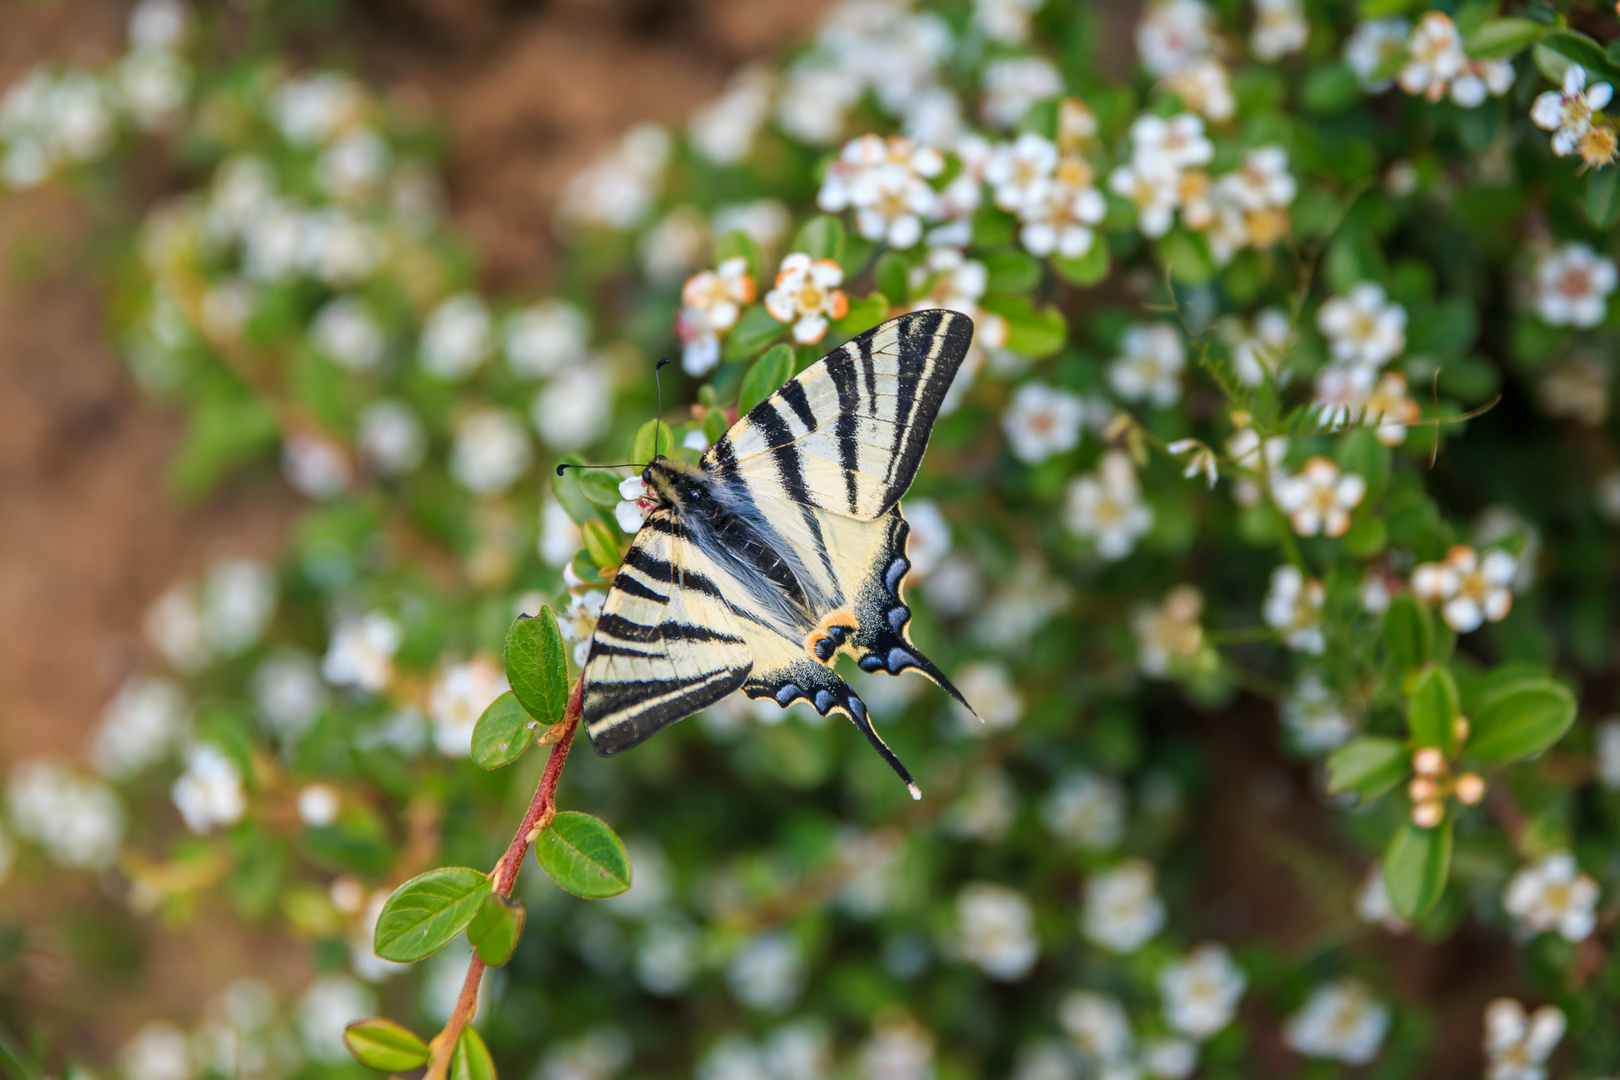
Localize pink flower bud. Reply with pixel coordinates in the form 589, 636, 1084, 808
1409, 776, 1438, 803
1454, 773, 1486, 805
1412, 800, 1444, 828
1413, 747, 1445, 776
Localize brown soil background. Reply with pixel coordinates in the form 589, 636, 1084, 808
0, 2, 1523, 1074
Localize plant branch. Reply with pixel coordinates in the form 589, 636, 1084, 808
421, 675, 584, 1080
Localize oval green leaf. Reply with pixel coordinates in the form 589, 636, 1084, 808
467, 893, 526, 967
979, 295, 1067, 357
1383, 818, 1453, 922
792, 215, 845, 264
1052, 239, 1109, 286
1589, 168, 1619, 230
875, 252, 912, 306
534, 811, 633, 899
471, 692, 538, 771
504, 609, 569, 725
738, 344, 796, 416
1325, 736, 1408, 802
1406, 665, 1460, 754
583, 519, 620, 567
1467, 678, 1578, 764
343, 1018, 431, 1074
723, 303, 786, 361
373, 867, 489, 962
1463, 18, 1543, 60
631, 419, 674, 466
449, 1025, 496, 1080
1382, 594, 1431, 676
833, 292, 890, 338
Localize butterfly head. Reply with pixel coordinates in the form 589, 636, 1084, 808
639, 457, 714, 516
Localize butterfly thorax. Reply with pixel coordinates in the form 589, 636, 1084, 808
640, 457, 811, 617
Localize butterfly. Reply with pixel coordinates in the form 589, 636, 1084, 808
579, 310, 975, 798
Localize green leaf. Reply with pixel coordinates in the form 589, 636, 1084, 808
467, 893, 526, 967
504, 610, 569, 725
983, 251, 1041, 293
550, 459, 596, 525
724, 304, 786, 361
631, 420, 674, 465
1467, 678, 1578, 763
449, 1026, 496, 1080
1540, 29, 1620, 83
979, 295, 1067, 357
833, 292, 890, 337
1407, 665, 1460, 754
1383, 818, 1452, 921
1382, 595, 1432, 676
715, 229, 763, 285
471, 692, 538, 771
1051, 238, 1110, 286
792, 215, 846, 264
738, 344, 796, 416
1335, 429, 1390, 502
583, 519, 620, 569
534, 811, 633, 898
574, 470, 623, 510
343, 1019, 431, 1073
1302, 62, 1362, 114
373, 867, 488, 962
875, 252, 911, 306
1326, 736, 1408, 802
1463, 18, 1543, 60
1154, 229, 1215, 285
1589, 169, 1620, 230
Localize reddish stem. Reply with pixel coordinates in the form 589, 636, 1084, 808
422, 677, 583, 1080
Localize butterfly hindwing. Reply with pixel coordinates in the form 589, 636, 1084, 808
581, 510, 754, 754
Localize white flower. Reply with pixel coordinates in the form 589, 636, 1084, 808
252, 651, 326, 739
358, 400, 426, 475
764, 1022, 832, 1080
1450, 58, 1515, 109
1262, 564, 1326, 654
1533, 242, 1617, 328
1532, 65, 1614, 156
322, 611, 401, 693
820, 134, 944, 249
557, 590, 607, 666
1058, 991, 1133, 1063
420, 294, 492, 380
202, 558, 277, 655
311, 296, 384, 370
273, 73, 362, 148
557, 122, 670, 231
129, 0, 189, 49
315, 125, 390, 202
1132, 585, 1205, 677
696, 1035, 764, 1080
171, 742, 246, 833
1251, 0, 1308, 61
1365, 372, 1421, 446
506, 300, 590, 378
777, 60, 862, 146
297, 974, 374, 1064
6, 759, 124, 870
534, 363, 613, 451
956, 882, 1038, 980
1284, 979, 1389, 1064
297, 783, 340, 827
451, 409, 531, 494
117, 49, 190, 129
1398, 12, 1467, 103
1282, 673, 1354, 753
120, 1022, 194, 1080
986, 132, 1058, 215
90, 675, 189, 778
1226, 428, 1287, 508
945, 769, 1018, 843
1130, 112, 1215, 176
1064, 451, 1155, 560
1410, 544, 1517, 633
1356, 861, 1410, 932
690, 66, 773, 165
615, 474, 654, 534
1484, 999, 1565, 1080
679, 256, 758, 374
1136, 0, 1215, 77
1108, 160, 1181, 237
901, 498, 952, 578
953, 660, 1023, 733
1165, 57, 1235, 123
282, 432, 351, 499
303, 209, 382, 287
1109, 323, 1185, 407
859, 1023, 934, 1080
1272, 456, 1366, 538
764, 252, 849, 344
714, 198, 791, 253
974, 0, 1043, 44
1503, 852, 1600, 942
982, 56, 1064, 129
429, 656, 511, 757
636, 920, 698, 996
144, 580, 208, 672
1082, 859, 1165, 953
539, 497, 583, 567
1597, 718, 1620, 788
1317, 282, 1406, 367
1159, 943, 1247, 1040
1143, 1038, 1198, 1079
1043, 771, 1126, 850
728, 932, 804, 1013
1003, 381, 1085, 464
1221, 307, 1292, 386
1019, 160, 1106, 259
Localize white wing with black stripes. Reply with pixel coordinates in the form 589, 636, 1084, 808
580, 310, 975, 796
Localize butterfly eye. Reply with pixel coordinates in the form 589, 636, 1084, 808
641, 468, 652, 485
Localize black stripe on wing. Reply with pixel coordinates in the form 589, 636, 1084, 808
585, 662, 750, 755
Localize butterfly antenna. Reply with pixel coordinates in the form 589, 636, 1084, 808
653, 357, 671, 460
556, 462, 642, 476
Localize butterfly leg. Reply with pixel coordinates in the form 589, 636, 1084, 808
744, 663, 921, 800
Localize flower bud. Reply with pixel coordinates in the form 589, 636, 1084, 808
1408, 776, 1438, 803
1452, 714, 1470, 745
1454, 773, 1486, 805
1413, 747, 1446, 776
1412, 800, 1444, 828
